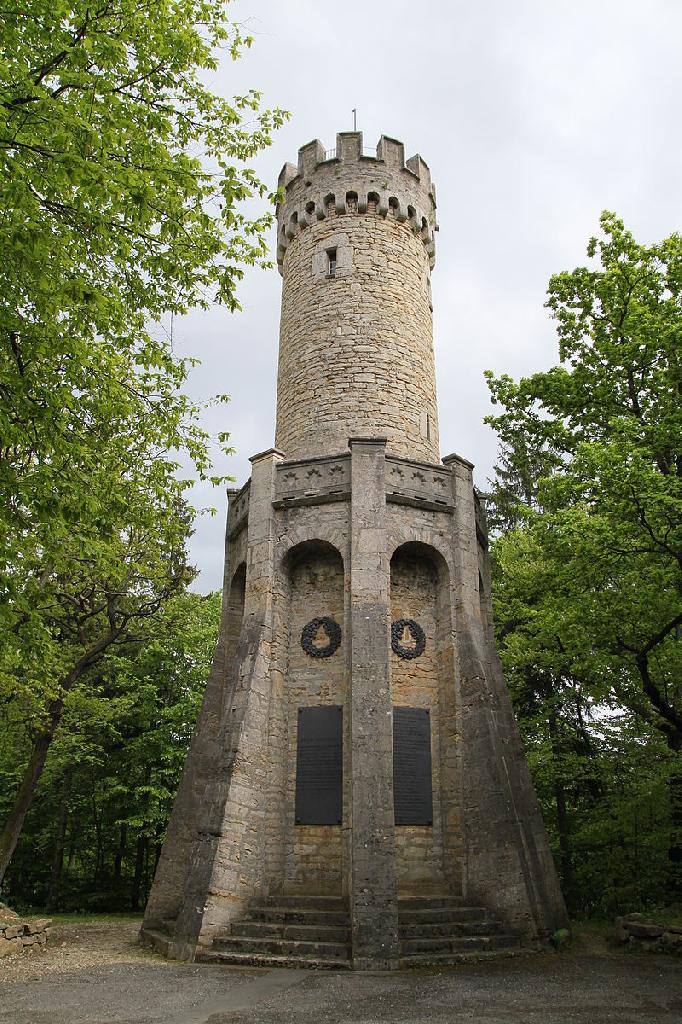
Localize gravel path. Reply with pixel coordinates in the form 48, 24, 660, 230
0, 920, 680, 1024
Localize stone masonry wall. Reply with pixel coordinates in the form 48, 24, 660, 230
141, 488, 248, 940
385, 501, 466, 899
390, 546, 446, 894
280, 543, 347, 894
0, 913, 50, 958
447, 455, 569, 939
276, 213, 438, 463
264, 502, 352, 899
275, 133, 439, 464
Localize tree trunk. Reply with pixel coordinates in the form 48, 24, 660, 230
548, 710, 575, 913
114, 824, 127, 883
554, 776, 575, 911
131, 835, 147, 911
0, 712, 60, 888
91, 784, 104, 890
0, 633, 118, 890
46, 775, 71, 911
143, 837, 151, 896
666, 736, 682, 899
573, 695, 604, 802
632, 624, 682, 890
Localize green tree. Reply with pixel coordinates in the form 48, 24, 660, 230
491, 525, 674, 914
486, 212, 682, 902
0, 0, 286, 886
0, 590, 221, 910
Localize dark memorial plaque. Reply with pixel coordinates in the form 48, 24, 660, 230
393, 706, 433, 825
295, 705, 343, 825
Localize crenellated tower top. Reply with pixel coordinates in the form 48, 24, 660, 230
273, 130, 440, 463
276, 132, 437, 275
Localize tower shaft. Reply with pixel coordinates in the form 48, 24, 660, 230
275, 133, 439, 462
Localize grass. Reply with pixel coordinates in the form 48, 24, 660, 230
640, 906, 682, 928
30, 912, 144, 925
565, 919, 621, 956
562, 908, 682, 956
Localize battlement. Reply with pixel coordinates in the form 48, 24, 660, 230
278, 132, 435, 197
276, 132, 438, 273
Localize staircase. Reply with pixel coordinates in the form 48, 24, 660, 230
196, 894, 523, 969
398, 896, 522, 966
196, 895, 352, 969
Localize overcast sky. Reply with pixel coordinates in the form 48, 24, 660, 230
174, 0, 682, 593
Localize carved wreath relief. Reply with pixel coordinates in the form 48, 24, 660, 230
301, 617, 342, 658
301, 616, 426, 659
391, 618, 426, 659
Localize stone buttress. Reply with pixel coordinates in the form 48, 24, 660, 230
141, 132, 569, 969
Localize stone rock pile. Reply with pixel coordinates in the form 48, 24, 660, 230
615, 914, 682, 954
0, 904, 51, 957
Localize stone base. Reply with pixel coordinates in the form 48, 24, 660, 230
142, 444, 569, 968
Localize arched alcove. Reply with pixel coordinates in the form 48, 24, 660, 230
389, 541, 451, 895
478, 569, 489, 630
272, 539, 346, 896
285, 540, 345, 689
225, 562, 246, 652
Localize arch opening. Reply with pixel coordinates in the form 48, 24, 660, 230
225, 562, 246, 649
389, 541, 454, 896
267, 537, 346, 897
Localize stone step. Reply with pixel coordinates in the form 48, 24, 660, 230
399, 920, 504, 939
401, 933, 520, 955
397, 897, 473, 909
230, 920, 350, 943
398, 907, 490, 925
213, 935, 350, 959
245, 908, 350, 927
250, 895, 346, 911
198, 949, 351, 970
139, 927, 170, 956
400, 946, 530, 968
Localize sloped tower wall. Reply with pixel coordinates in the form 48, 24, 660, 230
141, 132, 568, 969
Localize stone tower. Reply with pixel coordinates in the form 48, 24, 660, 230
141, 132, 568, 969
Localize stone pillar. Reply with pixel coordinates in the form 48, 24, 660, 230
243, 448, 285, 617
167, 450, 284, 958
348, 437, 399, 969
442, 451, 569, 940
142, 487, 240, 940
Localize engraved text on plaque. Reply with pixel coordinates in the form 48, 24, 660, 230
393, 706, 433, 825
295, 705, 343, 825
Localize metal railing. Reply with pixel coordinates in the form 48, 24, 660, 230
323, 147, 378, 161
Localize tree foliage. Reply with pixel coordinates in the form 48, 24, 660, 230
0, 0, 286, 885
0, 591, 220, 911
486, 213, 682, 911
